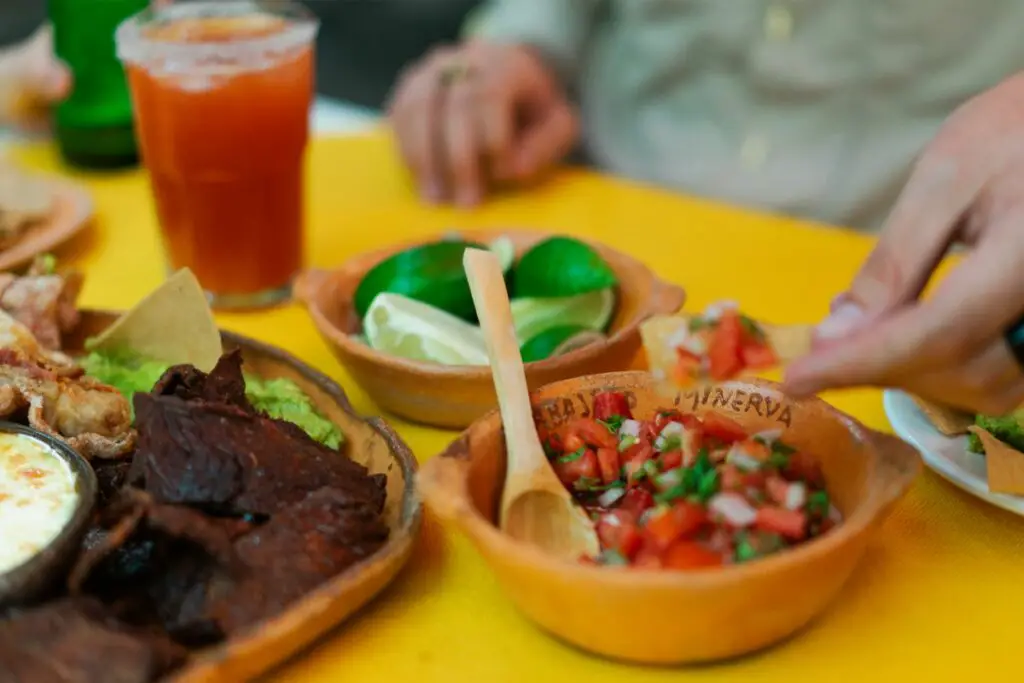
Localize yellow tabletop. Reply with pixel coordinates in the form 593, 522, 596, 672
15, 131, 1024, 683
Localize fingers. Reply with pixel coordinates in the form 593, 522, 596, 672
815, 148, 979, 342
442, 77, 483, 206
512, 101, 578, 180
785, 219, 1024, 411
388, 52, 448, 202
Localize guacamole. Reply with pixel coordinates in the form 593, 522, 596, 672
80, 349, 345, 449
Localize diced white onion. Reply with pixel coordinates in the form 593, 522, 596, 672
784, 481, 807, 510
597, 487, 627, 508
666, 325, 691, 350
726, 444, 761, 472
709, 492, 757, 527
677, 333, 707, 356
703, 300, 738, 323
618, 419, 642, 439
752, 428, 784, 445
653, 468, 683, 492
654, 421, 685, 451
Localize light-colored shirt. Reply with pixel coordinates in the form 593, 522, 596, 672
471, 0, 1024, 230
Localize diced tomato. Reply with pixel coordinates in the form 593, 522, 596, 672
784, 451, 825, 487
701, 413, 747, 444
740, 470, 767, 489
633, 545, 663, 569
765, 475, 790, 506
564, 417, 618, 450
562, 433, 585, 454
642, 502, 706, 550
660, 449, 683, 470
597, 510, 643, 558
619, 487, 655, 517
708, 310, 743, 380
623, 444, 656, 485
741, 343, 777, 369
653, 410, 682, 430
553, 449, 599, 486
673, 348, 702, 385
720, 464, 743, 491
638, 421, 659, 446
755, 506, 808, 540
736, 437, 771, 462
595, 447, 621, 485
594, 391, 633, 421
661, 541, 723, 570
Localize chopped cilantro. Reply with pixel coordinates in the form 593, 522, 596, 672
542, 441, 560, 460
734, 534, 758, 563
654, 483, 687, 505
767, 441, 796, 469
558, 447, 586, 464
618, 435, 638, 452
696, 468, 719, 502
657, 434, 682, 452
573, 476, 601, 492
688, 317, 708, 332
599, 415, 626, 434
806, 490, 830, 517
693, 448, 713, 475
633, 459, 661, 482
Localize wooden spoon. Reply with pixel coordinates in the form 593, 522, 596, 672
463, 248, 600, 560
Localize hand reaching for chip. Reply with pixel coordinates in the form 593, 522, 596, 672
0, 25, 71, 132
783, 71, 1024, 415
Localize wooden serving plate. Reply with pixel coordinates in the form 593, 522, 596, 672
418, 372, 921, 664
296, 230, 686, 429
67, 310, 422, 683
0, 175, 94, 272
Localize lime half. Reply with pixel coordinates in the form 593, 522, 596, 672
511, 288, 616, 343
364, 293, 488, 366
520, 326, 606, 363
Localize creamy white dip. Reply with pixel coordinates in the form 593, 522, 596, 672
0, 433, 79, 574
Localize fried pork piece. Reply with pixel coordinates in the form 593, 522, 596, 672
0, 597, 186, 683
130, 351, 385, 515
71, 487, 389, 645
0, 309, 135, 459
0, 256, 84, 350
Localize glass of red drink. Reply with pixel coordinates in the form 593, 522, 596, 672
116, 1, 317, 309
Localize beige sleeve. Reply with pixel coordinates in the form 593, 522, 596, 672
462, 0, 602, 85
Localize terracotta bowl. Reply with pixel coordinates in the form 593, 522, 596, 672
417, 372, 921, 664
295, 230, 686, 429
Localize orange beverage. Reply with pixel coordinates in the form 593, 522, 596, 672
116, 2, 318, 308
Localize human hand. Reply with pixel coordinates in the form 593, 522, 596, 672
387, 41, 579, 207
0, 25, 71, 132
783, 72, 1024, 415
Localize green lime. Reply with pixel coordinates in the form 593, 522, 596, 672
363, 293, 488, 366
511, 288, 616, 343
354, 240, 484, 320
513, 236, 617, 298
520, 326, 605, 363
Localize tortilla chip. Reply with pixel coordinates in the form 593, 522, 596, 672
89, 269, 222, 371
969, 426, 1024, 495
640, 313, 813, 388
912, 398, 974, 436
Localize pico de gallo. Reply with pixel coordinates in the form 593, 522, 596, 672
671, 301, 777, 384
539, 390, 841, 569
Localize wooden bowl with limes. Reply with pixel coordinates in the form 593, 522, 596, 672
294, 230, 685, 429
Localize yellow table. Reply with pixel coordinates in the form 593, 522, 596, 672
16, 132, 1024, 682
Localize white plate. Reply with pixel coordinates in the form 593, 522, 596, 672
883, 389, 1024, 516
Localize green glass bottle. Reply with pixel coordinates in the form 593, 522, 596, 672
48, 0, 148, 169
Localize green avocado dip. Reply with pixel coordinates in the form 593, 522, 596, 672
80, 349, 345, 449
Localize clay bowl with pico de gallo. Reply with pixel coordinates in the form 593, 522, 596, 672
418, 372, 921, 664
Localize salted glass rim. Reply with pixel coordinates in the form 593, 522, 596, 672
116, 0, 318, 66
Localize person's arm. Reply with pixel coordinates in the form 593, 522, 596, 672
465, 0, 603, 87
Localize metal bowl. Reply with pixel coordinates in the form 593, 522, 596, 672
0, 422, 98, 609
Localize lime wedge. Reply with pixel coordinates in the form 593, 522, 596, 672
363, 293, 488, 366
354, 240, 484, 320
489, 236, 516, 274
511, 288, 616, 343
520, 326, 606, 363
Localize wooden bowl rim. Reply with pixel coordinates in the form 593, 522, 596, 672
419, 372, 920, 590
76, 309, 422, 676
295, 229, 686, 379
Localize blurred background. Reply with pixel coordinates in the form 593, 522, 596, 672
0, 0, 483, 110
